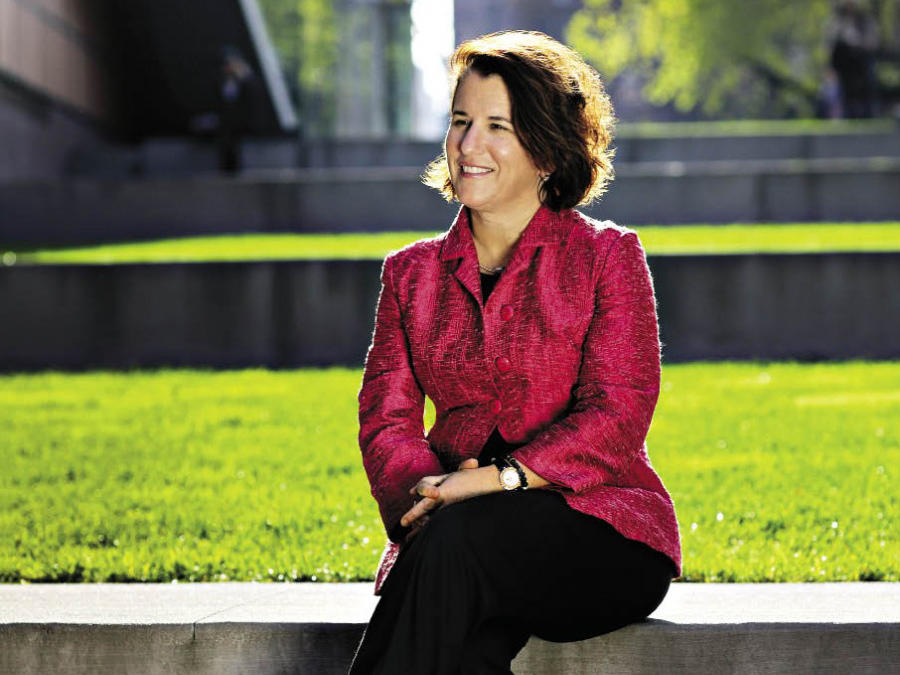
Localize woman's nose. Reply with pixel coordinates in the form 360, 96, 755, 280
459, 124, 483, 156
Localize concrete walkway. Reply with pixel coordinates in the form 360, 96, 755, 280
1, 582, 898, 675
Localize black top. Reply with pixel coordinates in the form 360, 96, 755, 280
478, 271, 521, 467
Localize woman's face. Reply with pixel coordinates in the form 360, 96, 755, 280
445, 71, 544, 219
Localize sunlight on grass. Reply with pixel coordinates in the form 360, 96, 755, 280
6, 223, 899, 265
1, 362, 896, 583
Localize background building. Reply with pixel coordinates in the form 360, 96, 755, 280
0, 0, 296, 180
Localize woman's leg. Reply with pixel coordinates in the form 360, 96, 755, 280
347, 489, 674, 675
458, 617, 531, 675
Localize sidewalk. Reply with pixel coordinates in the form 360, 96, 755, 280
1, 582, 898, 675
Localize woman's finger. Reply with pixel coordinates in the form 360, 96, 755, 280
404, 515, 429, 543
409, 475, 446, 497
401, 495, 440, 527
407, 484, 438, 500
418, 483, 441, 498
457, 458, 479, 471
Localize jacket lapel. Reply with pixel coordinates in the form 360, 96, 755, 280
440, 207, 484, 307
439, 205, 564, 306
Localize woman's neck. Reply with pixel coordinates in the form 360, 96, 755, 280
469, 203, 541, 270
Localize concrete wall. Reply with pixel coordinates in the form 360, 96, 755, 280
613, 129, 900, 163
0, 252, 896, 371
89, 130, 900, 177
0, 259, 381, 370
0, 67, 120, 182
1, 157, 898, 245
46, 128, 900, 181
297, 131, 900, 168
650, 252, 899, 361
608, 157, 900, 224
1, 583, 898, 675
0, 0, 114, 122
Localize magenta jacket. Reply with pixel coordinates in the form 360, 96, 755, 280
358, 205, 681, 594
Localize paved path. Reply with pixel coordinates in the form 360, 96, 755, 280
2, 582, 897, 625
1, 583, 898, 675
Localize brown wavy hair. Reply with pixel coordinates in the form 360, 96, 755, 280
422, 30, 616, 212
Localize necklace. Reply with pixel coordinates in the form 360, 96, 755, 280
478, 263, 505, 275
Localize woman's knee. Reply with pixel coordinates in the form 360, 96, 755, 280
419, 495, 486, 552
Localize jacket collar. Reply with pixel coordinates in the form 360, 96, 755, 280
439, 204, 566, 307
439, 204, 562, 262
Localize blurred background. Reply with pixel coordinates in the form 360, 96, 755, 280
0, 0, 896, 589
0, 0, 898, 367
2, 0, 899, 178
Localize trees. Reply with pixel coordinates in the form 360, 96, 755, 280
567, 0, 897, 118
257, 0, 339, 135
256, 0, 415, 136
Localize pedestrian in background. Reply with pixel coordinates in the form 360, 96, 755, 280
217, 46, 255, 173
829, 0, 880, 118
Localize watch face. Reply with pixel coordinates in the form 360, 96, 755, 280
501, 467, 520, 489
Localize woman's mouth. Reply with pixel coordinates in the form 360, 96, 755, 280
460, 165, 493, 177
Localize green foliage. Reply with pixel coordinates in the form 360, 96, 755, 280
0, 363, 897, 583
257, 0, 339, 134
6, 223, 899, 264
256, 0, 413, 135
568, 0, 834, 117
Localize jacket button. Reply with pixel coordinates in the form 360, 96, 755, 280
489, 399, 502, 414
500, 305, 514, 321
496, 356, 511, 373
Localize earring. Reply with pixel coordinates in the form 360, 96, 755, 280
540, 174, 549, 182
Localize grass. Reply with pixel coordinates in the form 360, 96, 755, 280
3, 223, 899, 265
0, 362, 896, 583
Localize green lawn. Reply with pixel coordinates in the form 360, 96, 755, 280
1, 362, 896, 583
4, 223, 899, 265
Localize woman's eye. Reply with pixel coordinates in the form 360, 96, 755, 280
490, 123, 507, 131
452, 119, 469, 127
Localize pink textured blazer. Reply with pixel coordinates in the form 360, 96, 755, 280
358, 205, 681, 594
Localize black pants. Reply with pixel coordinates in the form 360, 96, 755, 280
347, 489, 675, 675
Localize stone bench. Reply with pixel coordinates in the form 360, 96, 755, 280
1, 582, 897, 675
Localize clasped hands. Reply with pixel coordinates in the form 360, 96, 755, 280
400, 458, 492, 542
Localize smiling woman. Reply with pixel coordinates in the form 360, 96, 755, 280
444, 72, 546, 268
348, 31, 680, 675
423, 32, 616, 213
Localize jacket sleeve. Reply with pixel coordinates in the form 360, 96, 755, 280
511, 230, 661, 493
358, 253, 445, 543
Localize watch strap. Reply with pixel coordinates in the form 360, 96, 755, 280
506, 456, 529, 490
492, 455, 527, 491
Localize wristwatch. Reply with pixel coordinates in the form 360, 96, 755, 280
493, 456, 528, 491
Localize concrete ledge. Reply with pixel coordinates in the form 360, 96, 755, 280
1, 583, 897, 675
0, 252, 897, 370
2, 157, 899, 245
65, 127, 900, 179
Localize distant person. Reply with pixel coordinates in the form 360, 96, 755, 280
817, 67, 844, 119
829, 0, 879, 118
217, 47, 255, 173
347, 31, 681, 675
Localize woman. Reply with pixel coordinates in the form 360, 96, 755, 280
348, 31, 681, 675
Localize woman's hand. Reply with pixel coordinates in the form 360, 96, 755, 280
401, 458, 485, 540
400, 456, 551, 543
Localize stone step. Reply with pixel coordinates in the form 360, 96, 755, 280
1, 583, 897, 675
2, 156, 899, 246
67, 124, 900, 178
